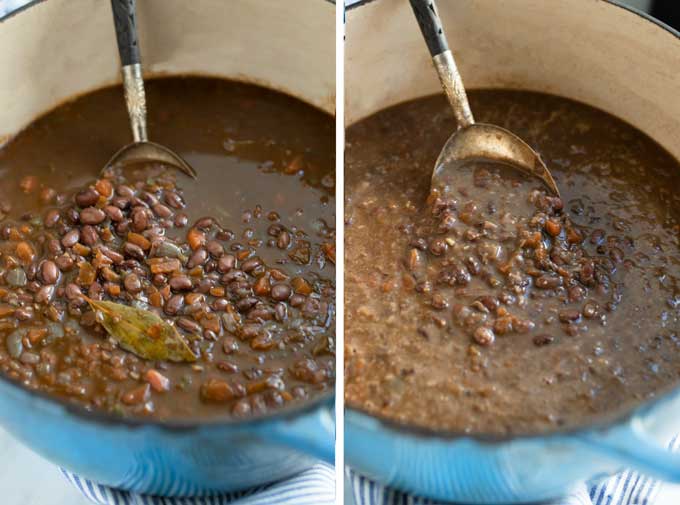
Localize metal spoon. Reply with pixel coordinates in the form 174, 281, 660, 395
408, 0, 559, 197
107, 0, 197, 179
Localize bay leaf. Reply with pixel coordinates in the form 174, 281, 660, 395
85, 297, 197, 362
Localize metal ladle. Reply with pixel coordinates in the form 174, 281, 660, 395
106, 0, 197, 179
408, 0, 559, 197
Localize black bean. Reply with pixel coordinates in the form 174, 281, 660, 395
535, 275, 562, 289
533, 334, 554, 346
431, 293, 448, 310
75, 188, 100, 207
61, 229, 80, 248
473, 326, 495, 346
453, 265, 471, 285
40, 260, 59, 284
195, 217, 214, 230
476, 296, 499, 312
44, 209, 61, 228
99, 246, 124, 264
25, 263, 37, 283
174, 213, 188, 227
290, 294, 305, 307
248, 307, 275, 321
187, 249, 208, 269
152, 203, 172, 218
79, 207, 106, 225
275, 302, 288, 322
268, 224, 283, 237
236, 297, 258, 312
218, 254, 236, 273
47, 238, 64, 256
115, 220, 130, 235
123, 242, 145, 261
206, 240, 224, 258
177, 317, 200, 333
55, 254, 75, 271
112, 196, 130, 210
141, 191, 159, 206
104, 205, 124, 221
88, 282, 103, 298
212, 298, 230, 311
123, 273, 142, 294
165, 192, 185, 209
559, 309, 581, 323
66, 207, 81, 224
241, 257, 262, 273
130, 196, 149, 208
583, 302, 598, 319
216, 229, 235, 241
169, 275, 192, 291
429, 238, 448, 256
116, 185, 135, 197
36, 285, 55, 303
277, 231, 291, 249
164, 294, 184, 315
568, 286, 585, 303
65, 283, 83, 300
131, 208, 149, 232
271, 284, 291, 301
464, 256, 481, 275
80, 225, 99, 246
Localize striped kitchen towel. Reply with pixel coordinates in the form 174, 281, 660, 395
348, 436, 680, 505
62, 462, 335, 505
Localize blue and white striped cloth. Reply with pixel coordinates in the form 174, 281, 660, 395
348, 436, 680, 505
62, 463, 335, 505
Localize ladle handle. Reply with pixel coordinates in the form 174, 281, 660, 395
111, 0, 140, 66
110, 0, 148, 143
408, 0, 475, 128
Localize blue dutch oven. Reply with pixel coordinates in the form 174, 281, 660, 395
344, 0, 680, 502
0, 379, 334, 495
0, 0, 335, 496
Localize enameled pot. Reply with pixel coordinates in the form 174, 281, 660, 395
0, 0, 335, 496
345, 0, 680, 503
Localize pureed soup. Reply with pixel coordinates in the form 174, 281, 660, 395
345, 91, 680, 434
0, 77, 335, 420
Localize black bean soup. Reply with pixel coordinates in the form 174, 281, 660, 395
345, 91, 680, 434
0, 77, 335, 420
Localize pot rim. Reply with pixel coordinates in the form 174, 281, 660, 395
0, 0, 336, 432
0, 0, 336, 23
345, 0, 680, 443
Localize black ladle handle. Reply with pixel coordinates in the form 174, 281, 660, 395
408, 0, 449, 57
110, 0, 148, 143
111, 0, 141, 66
408, 0, 475, 128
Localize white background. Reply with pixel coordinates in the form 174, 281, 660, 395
0, 0, 677, 504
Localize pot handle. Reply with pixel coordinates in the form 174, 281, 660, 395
259, 405, 335, 465
579, 419, 680, 482
110, 0, 140, 66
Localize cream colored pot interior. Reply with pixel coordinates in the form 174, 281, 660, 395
346, 0, 680, 161
0, 0, 334, 142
